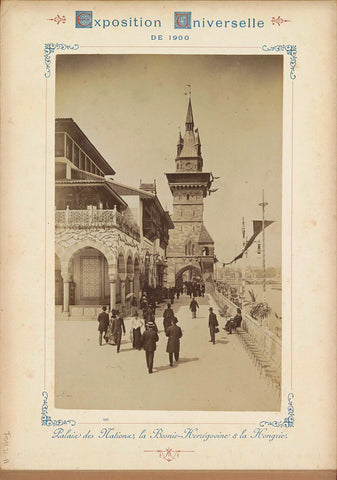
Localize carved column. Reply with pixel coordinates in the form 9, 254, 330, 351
109, 278, 116, 311
61, 272, 71, 313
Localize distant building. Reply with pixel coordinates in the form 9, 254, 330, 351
55, 118, 173, 320
165, 98, 215, 291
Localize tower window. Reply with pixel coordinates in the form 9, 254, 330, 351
187, 194, 190, 200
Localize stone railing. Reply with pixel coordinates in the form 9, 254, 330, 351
55, 208, 140, 242
212, 289, 281, 370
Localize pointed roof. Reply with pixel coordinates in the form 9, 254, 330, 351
198, 224, 214, 244
185, 97, 194, 131
177, 129, 183, 146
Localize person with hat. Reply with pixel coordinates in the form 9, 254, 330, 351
165, 317, 183, 367
131, 311, 143, 350
208, 307, 219, 345
97, 306, 109, 346
189, 297, 199, 319
141, 322, 159, 374
233, 308, 243, 332
111, 311, 126, 353
163, 303, 174, 333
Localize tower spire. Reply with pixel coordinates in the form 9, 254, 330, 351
185, 97, 194, 131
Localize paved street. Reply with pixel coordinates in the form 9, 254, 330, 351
55, 294, 280, 411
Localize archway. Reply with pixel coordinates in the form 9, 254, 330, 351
175, 265, 202, 291
68, 246, 110, 305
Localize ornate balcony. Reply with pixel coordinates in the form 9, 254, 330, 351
55, 208, 140, 242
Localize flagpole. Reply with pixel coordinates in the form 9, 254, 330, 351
259, 189, 268, 302
241, 217, 246, 309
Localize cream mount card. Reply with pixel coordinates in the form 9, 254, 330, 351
1, 0, 336, 472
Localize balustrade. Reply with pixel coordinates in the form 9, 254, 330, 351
55, 209, 140, 241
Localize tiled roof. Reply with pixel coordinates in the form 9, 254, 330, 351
198, 224, 214, 244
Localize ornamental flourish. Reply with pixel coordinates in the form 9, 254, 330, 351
41, 391, 77, 427
262, 44, 297, 79
44, 43, 79, 78
259, 393, 295, 428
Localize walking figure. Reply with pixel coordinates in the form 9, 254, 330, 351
208, 307, 219, 345
163, 303, 174, 333
141, 321, 159, 374
189, 298, 199, 319
97, 306, 109, 346
132, 311, 143, 350
166, 317, 183, 367
112, 312, 125, 353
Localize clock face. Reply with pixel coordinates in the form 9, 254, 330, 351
185, 162, 192, 169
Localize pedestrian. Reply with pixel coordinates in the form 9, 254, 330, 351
169, 287, 175, 304
166, 317, 183, 366
143, 305, 153, 325
97, 306, 109, 346
163, 303, 174, 333
189, 298, 199, 319
112, 312, 126, 353
132, 311, 143, 350
141, 321, 159, 374
208, 307, 219, 345
130, 296, 138, 316
233, 308, 242, 333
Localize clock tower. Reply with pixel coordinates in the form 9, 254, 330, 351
166, 97, 215, 291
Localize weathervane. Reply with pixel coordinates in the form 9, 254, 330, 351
184, 84, 191, 97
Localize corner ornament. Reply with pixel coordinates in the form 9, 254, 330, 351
44, 43, 79, 79
262, 44, 297, 79
259, 393, 295, 428
41, 391, 77, 427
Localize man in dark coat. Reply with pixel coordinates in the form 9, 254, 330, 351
111, 313, 126, 353
189, 298, 199, 319
97, 306, 109, 346
233, 308, 243, 332
208, 307, 219, 345
163, 303, 174, 333
141, 322, 159, 374
166, 317, 183, 366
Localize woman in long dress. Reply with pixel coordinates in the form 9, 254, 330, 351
132, 312, 143, 350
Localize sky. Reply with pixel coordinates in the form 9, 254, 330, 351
55, 54, 282, 267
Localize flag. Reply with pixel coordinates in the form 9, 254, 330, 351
223, 220, 274, 265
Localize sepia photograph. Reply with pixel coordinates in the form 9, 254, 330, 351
54, 54, 282, 411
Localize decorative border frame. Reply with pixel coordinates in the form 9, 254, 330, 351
43, 43, 297, 80
41, 392, 77, 427
262, 44, 297, 79
43, 43, 296, 462
44, 43, 79, 78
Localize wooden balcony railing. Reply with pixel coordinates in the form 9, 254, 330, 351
55, 208, 140, 242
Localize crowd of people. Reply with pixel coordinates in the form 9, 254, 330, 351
97, 286, 242, 374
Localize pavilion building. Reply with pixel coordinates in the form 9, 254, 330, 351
55, 118, 173, 320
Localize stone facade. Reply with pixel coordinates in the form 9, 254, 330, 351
165, 98, 215, 288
